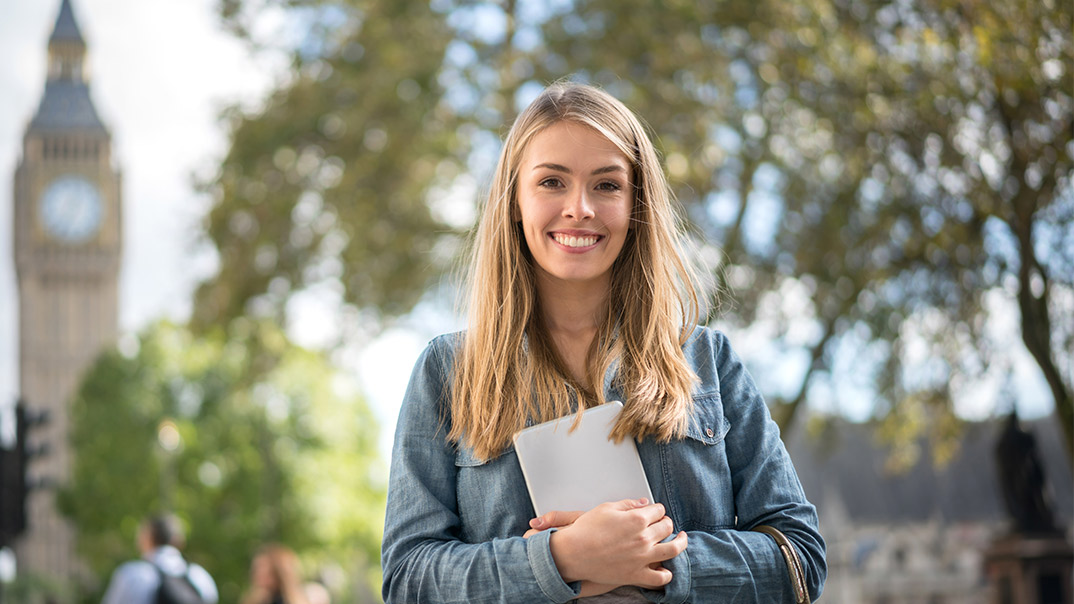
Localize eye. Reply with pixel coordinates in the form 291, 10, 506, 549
538, 177, 564, 189
596, 180, 623, 192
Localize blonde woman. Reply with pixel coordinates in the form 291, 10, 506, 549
381, 82, 825, 603
240, 545, 310, 604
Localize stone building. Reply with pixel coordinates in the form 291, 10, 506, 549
789, 416, 1072, 603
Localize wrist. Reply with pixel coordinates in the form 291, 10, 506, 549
549, 527, 582, 583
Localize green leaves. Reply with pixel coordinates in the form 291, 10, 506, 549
61, 320, 385, 602
197, 0, 461, 333
198, 0, 1072, 463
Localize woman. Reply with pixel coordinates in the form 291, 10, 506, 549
381, 81, 826, 603
240, 544, 310, 604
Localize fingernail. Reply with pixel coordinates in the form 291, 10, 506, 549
638, 498, 649, 505
530, 518, 544, 528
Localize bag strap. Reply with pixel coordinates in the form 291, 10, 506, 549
752, 525, 809, 603
150, 558, 191, 579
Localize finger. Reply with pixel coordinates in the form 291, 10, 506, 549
634, 565, 673, 588
633, 502, 667, 525
529, 509, 584, 530
649, 531, 688, 562
523, 528, 539, 539
642, 515, 675, 543
605, 497, 650, 512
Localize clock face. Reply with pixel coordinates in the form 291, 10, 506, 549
39, 175, 104, 242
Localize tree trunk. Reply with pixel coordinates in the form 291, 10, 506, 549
1011, 191, 1074, 469
996, 95, 1074, 471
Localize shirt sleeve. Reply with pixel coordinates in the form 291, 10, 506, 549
187, 564, 219, 604
646, 330, 826, 603
100, 561, 156, 604
380, 337, 582, 604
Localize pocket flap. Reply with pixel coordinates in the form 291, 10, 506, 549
684, 394, 730, 445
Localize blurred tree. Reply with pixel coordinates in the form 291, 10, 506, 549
59, 321, 385, 603
538, 0, 1073, 466
196, 0, 462, 335
203, 0, 1072, 465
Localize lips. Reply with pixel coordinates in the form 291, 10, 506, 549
551, 232, 601, 248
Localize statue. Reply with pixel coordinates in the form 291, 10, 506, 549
995, 411, 1059, 535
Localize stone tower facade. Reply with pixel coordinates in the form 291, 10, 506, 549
12, 0, 121, 581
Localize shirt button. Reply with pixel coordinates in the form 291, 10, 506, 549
705, 428, 715, 438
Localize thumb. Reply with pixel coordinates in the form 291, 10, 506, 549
618, 497, 650, 509
530, 509, 584, 530
594, 497, 650, 513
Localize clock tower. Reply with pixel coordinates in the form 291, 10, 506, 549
12, 0, 121, 581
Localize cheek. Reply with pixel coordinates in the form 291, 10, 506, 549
518, 201, 548, 240
610, 203, 633, 235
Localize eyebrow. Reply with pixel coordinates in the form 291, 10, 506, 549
533, 163, 627, 176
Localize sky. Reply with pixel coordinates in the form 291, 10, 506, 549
0, 0, 1057, 466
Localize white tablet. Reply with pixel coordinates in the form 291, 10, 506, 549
513, 401, 654, 517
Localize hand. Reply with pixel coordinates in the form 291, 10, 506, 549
548, 498, 688, 589
523, 511, 618, 596
523, 498, 656, 535
524, 509, 585, 538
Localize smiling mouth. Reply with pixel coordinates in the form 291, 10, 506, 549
552, 233, 601, 248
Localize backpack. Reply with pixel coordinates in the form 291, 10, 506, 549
154, 563, 207, 604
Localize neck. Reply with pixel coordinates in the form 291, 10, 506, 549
535, 271, 609, 334
534, 272, 611, 386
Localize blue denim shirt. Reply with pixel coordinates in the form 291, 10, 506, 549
382, 327, 826, 603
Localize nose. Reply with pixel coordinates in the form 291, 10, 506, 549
563, 187, 595, 221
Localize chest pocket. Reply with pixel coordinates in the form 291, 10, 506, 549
453, 445, 532, 542
658, 393, 735, 532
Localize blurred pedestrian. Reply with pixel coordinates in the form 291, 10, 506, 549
240, 544, 312, 604
100, 513, 218, 604
303, 580, 331, 604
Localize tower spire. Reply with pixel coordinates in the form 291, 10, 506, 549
46, 0, 88, 83
31, 0, 105, 133
49, 0, 85, 46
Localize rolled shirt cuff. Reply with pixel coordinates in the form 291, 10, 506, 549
527, 528, 582, 603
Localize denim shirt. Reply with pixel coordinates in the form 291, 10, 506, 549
382, 327, 826, 603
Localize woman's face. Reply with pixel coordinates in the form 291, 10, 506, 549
251, 554, 277, 589
515, 121, 632, 292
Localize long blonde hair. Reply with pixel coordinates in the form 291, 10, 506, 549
240, 544, 311, 604
450, 82, 701, 461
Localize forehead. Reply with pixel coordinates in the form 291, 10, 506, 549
520, 121, 630, 169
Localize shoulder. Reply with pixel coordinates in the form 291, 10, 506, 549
101, 559, 159, 604
112, 559, 158, 582
186, 563, 220, 603
412, 331, 464, 375
427, 331, 464, 361
680, 325, 737, 393
403, 331, 464, 384
681, 324, 731, 357
397, 332, 465, 429
186, 562, 214, 584
681, 325, 768, 421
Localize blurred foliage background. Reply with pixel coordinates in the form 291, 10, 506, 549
200, 0, 1072, 454
61, 0, 1071, 601
63, 321, 383, 602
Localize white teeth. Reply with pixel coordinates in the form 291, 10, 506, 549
553, 234, 597, 248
